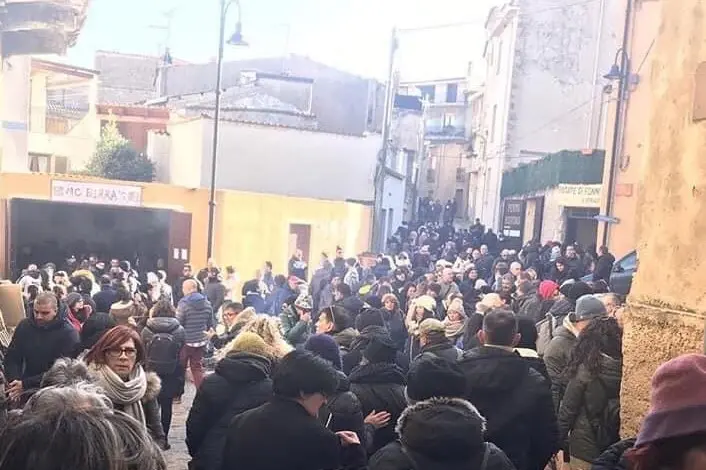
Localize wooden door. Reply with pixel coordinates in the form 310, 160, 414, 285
167, 211, 192, 282
289, 223, 311, 265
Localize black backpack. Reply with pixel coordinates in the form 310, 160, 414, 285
146, 331, 181, 375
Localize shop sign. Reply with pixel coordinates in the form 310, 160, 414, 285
502, 199, 525, 239
51, 180, 143, 207
556, 184, 601, 208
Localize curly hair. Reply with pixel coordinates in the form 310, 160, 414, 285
565, 317, 622, 379
239, 315, 293, 359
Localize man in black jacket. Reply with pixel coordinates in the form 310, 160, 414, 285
92, 275, 117, 313
458, 309, 559, 470
221, 350, 365, 470
5, 293, 79, 403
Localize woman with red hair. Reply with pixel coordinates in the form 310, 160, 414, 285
85, 325, 167, 449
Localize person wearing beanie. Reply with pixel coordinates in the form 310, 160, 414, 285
443, 297, 467, 346
418, 318, 463, 362
545, 294, 608, 413
355, 308, 385, 333
404, 296, 437, 362
186, 332, 273, 470
342, 325, 409, 376
305, 334, 365, 443
280, 294, 313, 348
65, 292, 91, 332
458, 309, 559, 470
350, 331, 407, 455
557, 317, 622, 468
369, 397, 515, 470
406, 353, 467, 403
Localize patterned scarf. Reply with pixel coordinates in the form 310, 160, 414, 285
89, 363, 147, 426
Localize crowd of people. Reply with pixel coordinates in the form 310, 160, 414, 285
0, 220, 703, 470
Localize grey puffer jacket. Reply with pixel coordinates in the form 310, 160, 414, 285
543, 325, 577, 412
177, 293, 214, 344
558, 354, 622, 463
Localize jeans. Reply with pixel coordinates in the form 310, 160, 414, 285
180, 345, 205, 389
158, 393, 173, 439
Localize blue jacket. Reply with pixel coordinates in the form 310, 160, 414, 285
92, 286, 117, 314
244, 293, 266, 314
265, 286, 295, 315
177, 293, 214, 345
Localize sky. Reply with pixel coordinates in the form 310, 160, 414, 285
64, 0, 500, 81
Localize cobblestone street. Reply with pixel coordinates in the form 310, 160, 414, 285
163, 381, 196, 470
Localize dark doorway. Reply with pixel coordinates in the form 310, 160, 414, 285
9, 198, 170, 279
565, 207, 599, 249
289, 224, 311, 266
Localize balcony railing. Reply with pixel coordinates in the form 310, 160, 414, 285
424, 124, 467, 140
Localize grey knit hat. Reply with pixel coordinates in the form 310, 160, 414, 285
569, 294, 607, 323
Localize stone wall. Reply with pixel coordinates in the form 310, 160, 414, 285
621, 0, 706, 435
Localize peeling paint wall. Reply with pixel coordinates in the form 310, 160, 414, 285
621, 0, 706, 434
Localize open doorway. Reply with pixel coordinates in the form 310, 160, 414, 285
8, 198, 172, 279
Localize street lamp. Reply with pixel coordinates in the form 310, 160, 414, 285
206, 0, 248, 260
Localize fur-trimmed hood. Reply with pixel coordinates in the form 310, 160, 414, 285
143, 371, 162, 402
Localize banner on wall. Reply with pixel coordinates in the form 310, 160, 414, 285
51, 180, 143, 207
555, 184, 602, 208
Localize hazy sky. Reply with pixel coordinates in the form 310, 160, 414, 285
65, 0, 500, 81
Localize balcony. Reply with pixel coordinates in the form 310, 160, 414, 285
2, 0, 90, 56
424, 124, 468, 142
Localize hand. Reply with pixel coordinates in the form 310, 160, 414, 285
336, 431, 360, 446
205, 329, 216, 339
7, 380, 23, 402
301, 312, 311, 323
364, 410, 391, 429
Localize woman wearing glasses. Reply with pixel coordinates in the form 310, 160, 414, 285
85, 325, 167, 449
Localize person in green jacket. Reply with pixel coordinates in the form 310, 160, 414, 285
280, 294, 313, 348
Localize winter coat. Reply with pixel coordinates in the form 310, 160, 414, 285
210, 322, 242, 350
205, 279, 226, 315
140, 317, 186, 399
279, 306, 311, 347
593, 254, 616, 283
177, 293, 214, 345
318, 284, 336, 311
558, 355, 623, 462
459, 346, 559, 470
5, 315, 79, 391
419, 340, 463, 362
186, 352, 273, 470
92, 286, 117, 313
515, 294, 542, 321
333, 257, 347, 279
342, 327, 409, 375
349, 362, 407, 455
319, 370, 365, 440
288, 257, 308, 280
543, 326, 578, 413
592, 439, 635, 470
221, 396, 366, 470
110, 301, 138, 326
369, 440, 515, 470
311, 267, 333, 311
333, 327, 360, 352
244, 292, 266, 313
381, 308, 407, 352
265, 286, 296, 315
547, 298, 574, 322
337, 295, 365, 318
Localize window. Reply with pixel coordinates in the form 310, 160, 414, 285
490, 105, 498, 142
496, 40, 503, 75
446, 83, 458, 103
54, 156, 69, 174
29, 154, 50, 172
444, 113, 457, 128
418, 85, 435, 103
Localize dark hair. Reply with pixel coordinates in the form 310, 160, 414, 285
183, 263, 192, 270
626, 432, 706, 470
516, 281, 534, 296
84, 326, 146, 366
273, 350, 339, 398
482, 309, 518, 346
226, 266, 235, 275
565, 317, 622, 378
150, 299, 176, 318
115, 287, 132, 303
265, 261, 273, 269
223, 302, 244, 314
319, 306, 352, 333
79, 312, 117, 351
27, 285, 40, 302
516, 316, 538, 350
274, 274, 287, 288
345, 257, 357, 267
242, 280, 260, 296
100, 275, 112, 286
335, 283, 352, 298
428, 283, 442, 296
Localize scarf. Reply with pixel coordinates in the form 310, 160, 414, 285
89, 363, 147, 426
563, 314, 581, 338
444, 317, 465, 340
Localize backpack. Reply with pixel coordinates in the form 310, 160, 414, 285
146, 331, 181, 375
536, 313, 560, 357
589, 378, 621, 451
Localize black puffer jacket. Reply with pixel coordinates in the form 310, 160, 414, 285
343, 327, 409, 375
544, 325, 578, 412
419, 340, 463, 362
350, 362, 407, 455
319, 370, 365, 439
592, 438, 635, 470
186, 352, 273, 470
558, 355, 623, 463
369, 441, 515, 470
459, 346, 559, 470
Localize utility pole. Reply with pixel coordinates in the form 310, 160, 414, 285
372, 28, 398, 252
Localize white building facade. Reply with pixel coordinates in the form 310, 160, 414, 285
476, 0, 622, 230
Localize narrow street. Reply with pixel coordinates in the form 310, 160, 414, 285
163, 381, 196, 470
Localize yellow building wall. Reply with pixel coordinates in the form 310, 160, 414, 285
619, 0, 706, 436
0, 173, 371, 284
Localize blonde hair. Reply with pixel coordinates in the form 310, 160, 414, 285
381, 293, 398, 307
239, 314, 293, 359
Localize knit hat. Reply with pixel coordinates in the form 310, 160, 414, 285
304, 334, 342, 370
538, 280, 559, 301
569, 295, 607, 323
397, 397, 486, 464
418, 318, 445, 336
406, 354, 467, 402
294, 294, 313, 311
636, 354, 706, 447
228, 332, 272, 358
567, 281, 593, 302
66, 292, 83, 310
363, 331, 397, 364
355, 309, 385, 331
477, 293, 504, 313
413, 295, 437, 313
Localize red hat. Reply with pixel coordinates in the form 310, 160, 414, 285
636, 354, 706, 447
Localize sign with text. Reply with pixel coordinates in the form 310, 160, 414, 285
51, 180, 143, 207
502, 199, 525, 239
555, 184, 602, 208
